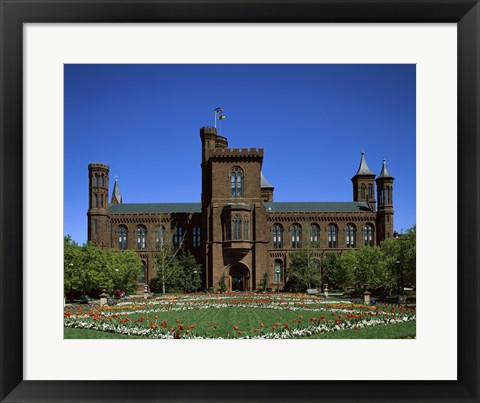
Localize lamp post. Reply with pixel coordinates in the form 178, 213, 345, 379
275, 264, 280, 292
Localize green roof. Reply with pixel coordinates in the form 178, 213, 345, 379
108, 203, 201, 214
263, 202, 371, 213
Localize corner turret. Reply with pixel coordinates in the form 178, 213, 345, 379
87, 163, 111, 248
375, 158, 394, 242
352, 151, 376, 211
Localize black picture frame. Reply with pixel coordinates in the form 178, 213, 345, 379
1, 1, 479, 402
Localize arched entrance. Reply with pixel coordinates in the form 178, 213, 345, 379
229, 264, 250, 292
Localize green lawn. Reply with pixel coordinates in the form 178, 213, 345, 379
64, 298, 415, 339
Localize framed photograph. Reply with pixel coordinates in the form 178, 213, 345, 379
1, 1, 479, 402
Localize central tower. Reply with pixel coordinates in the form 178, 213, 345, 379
200, 127, 268, 291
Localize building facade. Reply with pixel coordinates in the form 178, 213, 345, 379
87, 126, 394, 291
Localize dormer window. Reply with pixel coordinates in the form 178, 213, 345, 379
231, 166, 243, 197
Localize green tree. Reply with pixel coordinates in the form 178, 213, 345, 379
64, 235, 143, 299
106, 249, 143, 295
352, 245, 386, 289
163, 250, 201, 293
326, 251, 355, 291
285, 245, 321, 292
152, 221, 186, 294
380, 225, 416, 293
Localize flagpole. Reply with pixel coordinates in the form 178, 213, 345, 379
214, 109, 217, 129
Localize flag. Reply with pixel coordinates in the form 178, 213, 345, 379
218, 114, 226, 120
215, 107, 224, 114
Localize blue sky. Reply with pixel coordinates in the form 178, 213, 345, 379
64, 64, 416, 244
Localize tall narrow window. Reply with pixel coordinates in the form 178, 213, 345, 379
155, 225, 165, 249
233, 216, 241, 240
310, 224, 319, 243
231, 167, 243, 197
100, 174, 104, 187
243, 217, 249, 240
100, 195, 104, 208
273, 224, 283, 248
364, 224, 374, 246
193, 226, 201, 248
363, 224, 373, 246
94, 194, 98, 208
368, 185, 374, 200
93, 219, 97, 234
385, 187, 390, 204
291, 224, 301, 248
137, 225, 147, 249
93, 174, 98, 186
274, 260, 283, 283
361, 184, 366, 199
328, 224, 337, 248
173, 226, 183, 247
346, 224, 356, 248
118, 226, 127, 250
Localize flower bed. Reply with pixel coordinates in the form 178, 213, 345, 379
64, 293, 416, 339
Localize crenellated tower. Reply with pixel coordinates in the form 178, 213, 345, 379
199, 126, 268, 291
375, 158, 394, 242
352, 151, 376, 211
87, 163, 110, 248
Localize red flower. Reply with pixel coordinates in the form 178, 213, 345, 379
170, 327, 175, 332
209, 321, 213, 327
237, 331, 242, 335
354, 326, 359, 330
284, 323, 289, 328
233, 325, 239, 330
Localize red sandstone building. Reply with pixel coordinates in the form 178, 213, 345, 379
87, 126, 394, 291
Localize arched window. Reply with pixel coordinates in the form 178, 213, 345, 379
385, 187, 390, 204
328, 224, 338, 248
274, 260, 284, 283
94, 193, 98, 208
100, 194, 104, 208
273, 224, 283, 249
346, 224, 356, 248
100, 174, 104, 187
291, 224, 301, 248
155, 225, 165, 249
93, 174, 98, 186
231, 166, 243, 197
310, 224, 319, 244
364, 224, 374, 246
137, 225, 147, 249
368, 184, 374, 200
233, 216, 241, 240
361, 184, 366, 199
193, 226, 201, 248
118, 226, 127, 250
243, 217, 249, 240
173, 226, 183, 247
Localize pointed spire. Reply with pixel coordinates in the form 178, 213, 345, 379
354, 151, 375, 176
378, 157, 393, 178
111, 176, 122, 204
260, 171, 274, 188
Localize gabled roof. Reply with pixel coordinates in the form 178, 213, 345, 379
108, 203, 201, 214
260, 172, 274, 188
353, 151, 375, 176
263, 201, 371, 213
